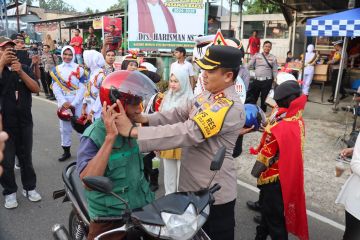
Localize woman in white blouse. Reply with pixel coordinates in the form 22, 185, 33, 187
336, 136, 360, 240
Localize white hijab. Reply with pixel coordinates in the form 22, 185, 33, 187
59, 45, 78, 82
161, 68, 194, 112
83, 50, 105, 74
305, 44, 316, 63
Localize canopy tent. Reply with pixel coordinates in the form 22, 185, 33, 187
304, 8, 360, 109
305, 8, 360, 37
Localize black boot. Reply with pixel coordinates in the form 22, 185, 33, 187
255, 225, 268, 240
149, 169, 159, 192
58, 146, 71, 162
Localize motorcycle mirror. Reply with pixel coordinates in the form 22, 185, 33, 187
83, 176, 113, 194
210, 146, 226, 171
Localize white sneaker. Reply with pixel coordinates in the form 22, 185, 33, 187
22, 189, 42, 202
4, 193, 18, 209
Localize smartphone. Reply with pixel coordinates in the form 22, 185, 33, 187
15, 49, 31, 66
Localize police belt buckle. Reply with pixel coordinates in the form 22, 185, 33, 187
256, 76, 271, 81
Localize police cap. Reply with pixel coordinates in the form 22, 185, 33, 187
195, 45, 242, 70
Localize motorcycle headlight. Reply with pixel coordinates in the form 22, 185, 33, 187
141, 203, 210, 240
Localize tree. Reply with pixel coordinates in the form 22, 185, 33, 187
242, 0, 281, 14
107, 0, 126, 11
38, 0, 76, 12
84, 7, 94, 14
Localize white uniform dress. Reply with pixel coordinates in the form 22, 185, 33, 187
51, 46, 86, 147
302, 44, 318, 95
83, 50, 106, 120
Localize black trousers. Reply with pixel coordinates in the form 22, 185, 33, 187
331, 69, 346, 97
232, 135, 243, 158
246, 79, 273, 112
0, 126, 37, 195
343, 211, 360, 240
143, 151, 156, 181
45, 71, 54, 97
256, 181, 288, 240
39, 67, 50, 96
203, 199, 236, 240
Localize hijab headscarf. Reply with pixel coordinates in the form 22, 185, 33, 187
58, 46, 78, 82
83, 50, 105, 73
61, 45, 76, 66
161, 68, 194, 112
305, 44, 315, 64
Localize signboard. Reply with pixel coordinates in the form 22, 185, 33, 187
102, 16, 123, 51
128, 0, 205, 51
92, 19, 103, 30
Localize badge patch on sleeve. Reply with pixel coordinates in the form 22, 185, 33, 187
193, 98, 233, 138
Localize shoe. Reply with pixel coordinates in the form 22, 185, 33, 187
58, 146, 71, 162
246, 200, 261, 212
14, 163, 20, 170
340, 94, 348, 100
253, 215, 262, 224
4, 193, 18, 209
48, 96, 56, 101
22, 189, 42, 202
327, 99, 334, 103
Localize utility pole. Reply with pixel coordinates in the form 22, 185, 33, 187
238, 0, 244, 39
15, 0, 20, 32
228, 0, 232, 31
1, 0, 9, 37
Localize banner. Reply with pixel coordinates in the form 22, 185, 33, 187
92, 19, 103, 30
128, 0, 205, 51
102, 16, 123, 51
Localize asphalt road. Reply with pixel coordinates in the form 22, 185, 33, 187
0, 97, 346, 240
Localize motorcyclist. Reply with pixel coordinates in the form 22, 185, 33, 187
76, 70, 156, 240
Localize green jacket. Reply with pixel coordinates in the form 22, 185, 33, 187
83, 119, 154, 220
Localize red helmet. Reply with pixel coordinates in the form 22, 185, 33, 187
100, 70, 158, 111
57, 106, 75, 121
71, 115, 92, 134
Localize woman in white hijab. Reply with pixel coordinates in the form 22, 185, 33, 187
159, 68, 194, 195
302, 44, 319, 95
82, 50, 106, 121
50, 45, 86, 161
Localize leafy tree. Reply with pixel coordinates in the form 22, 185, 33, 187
242, 0, 281, 14
84, 7, 94, 14
107, 0, 126, 11
38, 0, 76, 12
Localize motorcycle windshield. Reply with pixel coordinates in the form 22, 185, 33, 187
131, 189, 211, 226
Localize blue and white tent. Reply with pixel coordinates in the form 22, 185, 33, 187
305, 8, 360, 37
304, 8, 360, 108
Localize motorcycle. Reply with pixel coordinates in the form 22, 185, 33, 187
52, 146, 226, 240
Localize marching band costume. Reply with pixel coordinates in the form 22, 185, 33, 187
51, 46, 86, 161
83, 50, 106, 121
250, 83, 308, 240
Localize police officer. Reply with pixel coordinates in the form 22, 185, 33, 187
328, 40, 348, 103
114, 45, 245, 240
246, 41, 278, 112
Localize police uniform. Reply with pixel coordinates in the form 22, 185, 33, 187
51, 46, 86, 160
328, 40, 348, 102
136, 45, 245, 240
246, 51, 278, 112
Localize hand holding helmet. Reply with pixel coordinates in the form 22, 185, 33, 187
102, 101, 121, 138
244, 104, 266, 131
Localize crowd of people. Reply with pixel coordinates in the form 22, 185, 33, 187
0, 26, 359, 240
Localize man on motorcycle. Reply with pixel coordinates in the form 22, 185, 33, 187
76, 71, 156, 240
114, 45, 245, 240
